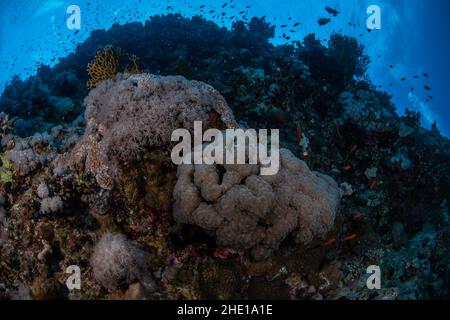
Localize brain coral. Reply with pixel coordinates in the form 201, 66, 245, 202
173, 148, 341, 260
64, 73, 237, 190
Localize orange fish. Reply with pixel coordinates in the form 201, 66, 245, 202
344, 234, 357, 241
324, 238, 336, 246
342, 164, 352, 171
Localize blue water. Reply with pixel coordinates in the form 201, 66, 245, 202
1, 0, 449, 135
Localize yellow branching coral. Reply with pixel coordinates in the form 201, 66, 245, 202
87, 46, 143, 90
124, 55, 142, 74
86, 46, 121, 90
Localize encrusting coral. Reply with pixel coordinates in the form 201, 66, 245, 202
173, 148, 341, 260
61, 73, 237, 190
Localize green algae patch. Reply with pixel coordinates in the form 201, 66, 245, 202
0, 153, 15, 186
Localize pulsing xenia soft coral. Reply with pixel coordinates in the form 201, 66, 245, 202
63, 73, 237, 190
90, 232, 154, 291
39, 196, 63, 215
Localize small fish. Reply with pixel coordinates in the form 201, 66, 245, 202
352, 213, 364, 221
423, 73, 429, 77
324, 238, 336, 246
318, 18, 331, 26
293, 22, 300, 27
401, 77, 406, 81
325, 7, 339, 16
296, 127, 302, 145
342, 164, 352, 171
344, 234, 357, 241
424, 85, 432, 91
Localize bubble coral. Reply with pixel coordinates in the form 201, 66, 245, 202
173, 149, 341, 260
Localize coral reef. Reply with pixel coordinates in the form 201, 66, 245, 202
62, 73, 236, 190
174, 148, 340, 260
0, 14, 448, 300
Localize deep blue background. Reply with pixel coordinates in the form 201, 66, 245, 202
1, 0, 449, 135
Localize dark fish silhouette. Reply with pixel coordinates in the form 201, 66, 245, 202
293, 22, 300, 27
318, 18, 331, 26
325, 7, 339, 16
423, 73, 429, 77
424, 85, 432, 91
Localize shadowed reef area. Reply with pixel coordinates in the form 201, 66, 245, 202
0, 14, 449, 300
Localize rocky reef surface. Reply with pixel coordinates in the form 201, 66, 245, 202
0, 14, 449, 300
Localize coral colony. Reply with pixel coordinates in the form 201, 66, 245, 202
171, 121, 281, 175
0, 9, 448, 301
